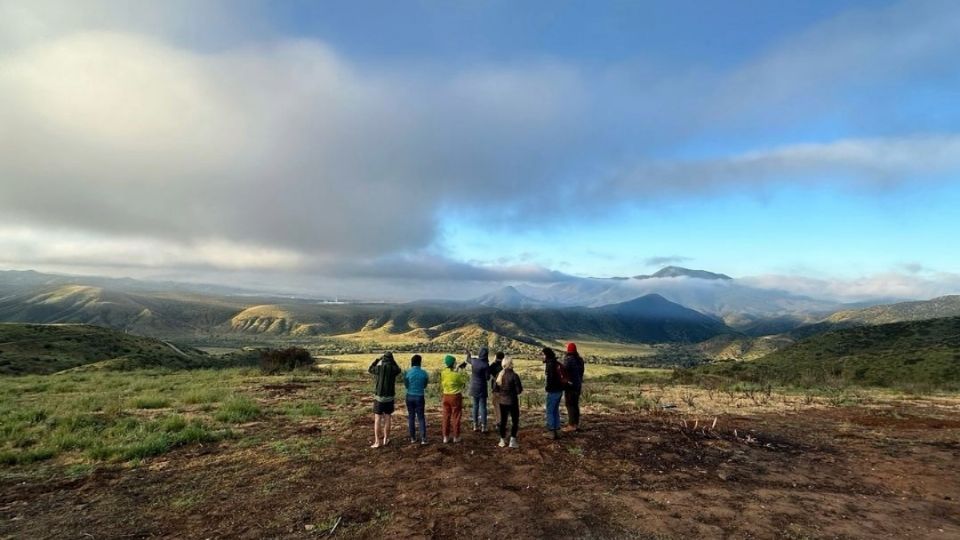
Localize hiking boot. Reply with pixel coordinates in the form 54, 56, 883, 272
509, 437, 519, 449
498, 438, 507, 448
542, 430, 559, 440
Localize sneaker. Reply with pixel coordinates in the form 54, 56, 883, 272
498, 438, 506, 448
420, 439, 428, 446
562, 425, 577, 433
473, 425, 480, 432
509, 437, 519, 449
453, 437, 462, 443
410, 438, 418, 444
481, 425, 488, 433
443, 437, 449, 444
370, 440, 381, 449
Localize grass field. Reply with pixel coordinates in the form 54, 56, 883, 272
1, 351, 959, 537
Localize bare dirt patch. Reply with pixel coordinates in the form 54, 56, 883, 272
2, 404, 958, 539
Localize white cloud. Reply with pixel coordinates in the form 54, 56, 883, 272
740, 271, 960, 302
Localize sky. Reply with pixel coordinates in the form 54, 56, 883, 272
1, 0, 959, 301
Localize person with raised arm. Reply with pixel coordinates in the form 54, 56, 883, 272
465, 347, 491, 433
368, 352, 402, 448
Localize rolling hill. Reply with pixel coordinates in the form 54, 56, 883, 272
0, 323, 255, 375
228, 294, 735, 346
695, 316, 960, 389
0, 285, 246, 336
790, 295, 960, 339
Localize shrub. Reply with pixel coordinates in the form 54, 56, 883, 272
259, 348, 314, 374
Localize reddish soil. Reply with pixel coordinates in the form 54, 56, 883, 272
2, 402, 959, 539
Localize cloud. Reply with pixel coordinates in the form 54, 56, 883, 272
589, 135, 960, 204
740, 271, 960, 302
1, 0, 959, 283
0, 30, 585, 261
643, 255, 691, 267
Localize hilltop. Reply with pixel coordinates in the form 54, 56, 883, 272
696, 315, 960, 390
0, 323, 256, 375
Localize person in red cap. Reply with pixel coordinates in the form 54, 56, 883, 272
562, 342, 585, 432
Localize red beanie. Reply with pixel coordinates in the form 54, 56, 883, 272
566, 342, 577, 353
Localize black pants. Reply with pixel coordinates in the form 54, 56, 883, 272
564, 389, 580, 426
498, 402, 519, 439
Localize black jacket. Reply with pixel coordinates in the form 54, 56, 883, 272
563, 352, 585, 391
544, 358, 565, 393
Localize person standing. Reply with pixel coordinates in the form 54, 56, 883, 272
489, 351, 505, 426
403, 354, 430, 445
495, 357, 523, 448
440, 355, 469, 443
368, 352, 402, 448
466, 347, 491, 432
542, 347, 566, 439
562, 343, 585, 432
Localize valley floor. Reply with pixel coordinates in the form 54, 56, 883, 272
1, 370, 959, 539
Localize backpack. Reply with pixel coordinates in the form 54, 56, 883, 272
555, 362, 572, 388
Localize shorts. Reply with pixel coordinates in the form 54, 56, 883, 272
373, 400, 395, 415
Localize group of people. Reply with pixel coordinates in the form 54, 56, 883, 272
367, 343, 585, 449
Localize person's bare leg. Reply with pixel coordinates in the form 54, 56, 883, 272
371, 414, 381, 448
383, 414, 392, 445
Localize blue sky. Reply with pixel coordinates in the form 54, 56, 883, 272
1, 0, 959, 300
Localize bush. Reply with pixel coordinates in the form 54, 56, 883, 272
259, 348, 314, 374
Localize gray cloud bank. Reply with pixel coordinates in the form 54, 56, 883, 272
1, 0, 959, 287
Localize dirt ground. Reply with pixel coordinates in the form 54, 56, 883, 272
2, 387, 959, 539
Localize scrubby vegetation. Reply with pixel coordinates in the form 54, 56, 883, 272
687, 316, 960, 391
0, 323, 259, 375
259, 347, 314, 374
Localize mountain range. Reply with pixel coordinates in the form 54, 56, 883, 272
3, 267, 957, 356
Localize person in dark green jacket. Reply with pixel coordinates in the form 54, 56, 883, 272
369, 352, 402, 448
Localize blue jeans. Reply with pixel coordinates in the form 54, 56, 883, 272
406, 395, 426, 441
472, 395, 487, 427
545, 391, 563, 430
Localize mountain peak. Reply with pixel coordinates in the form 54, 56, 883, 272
472, 285, 549, 309
634, 266, 732, 281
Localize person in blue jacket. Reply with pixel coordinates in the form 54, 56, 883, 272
403, 354, 430, 445
466, 347, 491, 432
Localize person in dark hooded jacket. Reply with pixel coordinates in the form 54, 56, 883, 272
465, 347, 491, 432
543, 347, 565, 439
368, 352, 402, 448
562, 343, 585, 432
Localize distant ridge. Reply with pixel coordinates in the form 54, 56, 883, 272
633, 266, 733, 281
471, 286, 550, 309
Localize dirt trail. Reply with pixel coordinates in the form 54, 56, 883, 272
2, 403, 959, 539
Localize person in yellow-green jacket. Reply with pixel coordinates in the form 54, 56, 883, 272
440, 354, 469, 443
